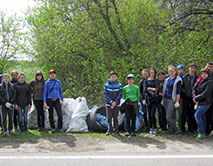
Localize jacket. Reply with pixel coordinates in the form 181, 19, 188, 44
104, 80, 122, 106
192, 78, 213, 105
182, 73, 199, 98
0, 82, 16, 105
15, 81, 32, 107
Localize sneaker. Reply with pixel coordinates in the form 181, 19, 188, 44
131, 132, 136, 137
9, 131, 15, 136
57, 129, 64, 133
149, 128, 153, 134
113, 131, 120, 137
196, 134, 206, 140
153, 129, 157, 135
105, 130, 112, 136
158, 128, 163, 132
125, 132, 130, 137
51, 128, 56, 134
2, 132, 8, 137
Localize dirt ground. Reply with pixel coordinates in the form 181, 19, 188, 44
0, 132, 212, 154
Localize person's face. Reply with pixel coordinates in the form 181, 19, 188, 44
150, 70, 155, 78
189, 66, 197, 75
158, 74, 165, 81
177, 68, 184, 75
3, 76, 10, 84
110, 74, 117, 82
168, 68, 176, 78
201, 72, 208, 80
142, 71, 149, 79
206, 64, 213, 72
49, 73, 56, 79
19, 75, 25, 83
12, 73, 18, 81
127, 77, 134, 84
36, 75, 42, 81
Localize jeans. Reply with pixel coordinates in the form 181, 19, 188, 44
18, 106, 28, 131
195, 105, 211, 135
0, 105, 13, 132
34, 100, 45, 128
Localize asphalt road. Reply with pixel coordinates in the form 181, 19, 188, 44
0, 153, 212, 166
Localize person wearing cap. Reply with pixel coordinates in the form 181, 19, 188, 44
123, 74, 140, 137
162, 65, 182, 135
104, 71, 122, 136
177, 64, 185, 78
14, 72, 32, 132
0, 74, 16, 136
192, 68, 213, 140
30, 71, 46, 131
43, 69, 64, 133
181, 63, 199, 134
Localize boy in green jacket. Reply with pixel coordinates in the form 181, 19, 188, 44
123, 74, 140, 137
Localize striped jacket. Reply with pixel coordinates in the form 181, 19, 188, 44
104, 80, 122, 106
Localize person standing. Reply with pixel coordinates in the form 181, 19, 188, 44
123, 74, 140, 137
156, 71, 167, 131
43, 69, 64, 133
14, 73, 32, 132
139, 69, 149, 130
104, 71, 122, 136
193, 68, 213, 140
163, 65, 182, 135
181, 63, 199, 134
143, 68, 157, 135
10, 70, 19, 131
0, 74, 16, 136
30, 71, 46, 131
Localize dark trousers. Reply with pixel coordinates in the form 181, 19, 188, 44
140, 101, 148, 127
125, 105, 136, 133
47, 99, 63, 129
205, 104, 213, 134
148, 101, 157, 129
34, 100, 45, 128
13, 107, 18, 129
156, 99, 167, 130
0, 105, 13, 132
181, 97, 197, 132
106, 106, 119, 132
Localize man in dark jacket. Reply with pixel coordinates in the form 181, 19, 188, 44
181, 63, 199, 133
10, 70, 19, 131
104, 71, 122, 136
0, 74, 16, 136
205, 62, 213, 135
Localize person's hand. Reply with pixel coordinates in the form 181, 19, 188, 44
61, 101, 64, 107
14, 104, 18, 110
174, 101, 180, 108
28, 104, 31, 109
159, 92, 163, 96
193, 98, 197, 104
111, 102, 117, 109
142, 100, 146, 105
161, 99, 164, 106
43, 102, 48, 110
5, 102, 12, 109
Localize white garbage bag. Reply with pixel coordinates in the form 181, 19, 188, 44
66, 97, 89, 132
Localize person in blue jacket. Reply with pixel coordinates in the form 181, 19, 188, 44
43, 69, 64, 133
104, 71, 122, 136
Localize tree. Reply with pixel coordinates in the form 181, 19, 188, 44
0, 11, 23, 73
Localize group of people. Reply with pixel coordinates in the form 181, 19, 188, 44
104, 62, 213, 140
0, 69, 64, 137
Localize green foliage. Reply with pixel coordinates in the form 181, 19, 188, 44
25, 0, 212, 106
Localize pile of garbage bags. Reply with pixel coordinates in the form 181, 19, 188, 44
28, 97, 144, 132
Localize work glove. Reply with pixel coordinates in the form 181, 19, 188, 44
5, 102, 12, 109
142, 100, 146, 105
194, 102, 198, 110
161, 99, 164, 106
174, 101, 180, 108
